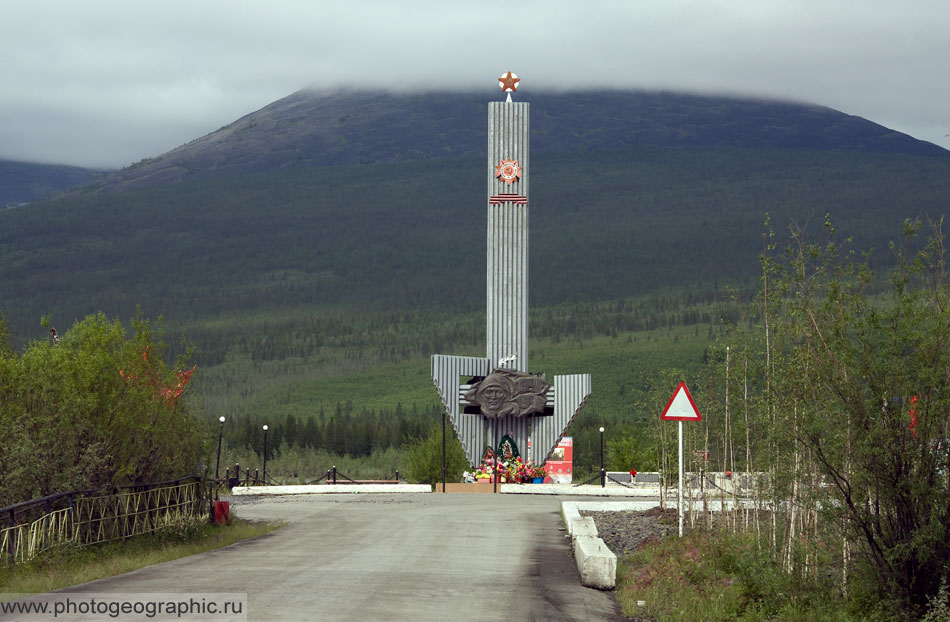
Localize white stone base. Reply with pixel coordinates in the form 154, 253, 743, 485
231, 484, 431, 495
501, 483, 661, 496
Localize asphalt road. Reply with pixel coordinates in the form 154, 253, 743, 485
51, 493, 626, 622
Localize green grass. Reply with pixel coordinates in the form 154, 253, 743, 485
0, 519, 283, 597
616, 531, 860, 622
246, 356, 445, 418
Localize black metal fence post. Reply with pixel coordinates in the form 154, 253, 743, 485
262, 424, 268, 483
600, 426, 606, 488
7, 509, 16, 558
493, 419, 499, 494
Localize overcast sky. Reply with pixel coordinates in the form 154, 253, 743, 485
2, 1, 948, 169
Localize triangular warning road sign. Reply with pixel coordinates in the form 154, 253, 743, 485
660, 382, 702, 421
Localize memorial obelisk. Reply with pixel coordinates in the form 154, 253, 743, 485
486, 72, 529, 373
432, 73, 591, 469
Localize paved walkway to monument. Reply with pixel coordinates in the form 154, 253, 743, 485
60, 493, 626, 621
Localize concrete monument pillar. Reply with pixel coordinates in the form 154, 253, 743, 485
432, 73, 591, 468
486, 100, 529, 373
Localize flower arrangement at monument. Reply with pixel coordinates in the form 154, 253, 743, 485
519, 459, 548, 483
468, 454, 546, 484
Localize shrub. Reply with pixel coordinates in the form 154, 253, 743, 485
403, 422, 469, 485
0, 312, 210, 506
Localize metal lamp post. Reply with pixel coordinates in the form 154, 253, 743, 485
262, 425, 268, 484
441, 409, 446, 493
215, 416, 226, 479
599, 426, 606, 487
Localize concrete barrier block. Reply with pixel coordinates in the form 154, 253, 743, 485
570, 516, 598, 541
562, 502, 582, 535
574, 535, 617, 590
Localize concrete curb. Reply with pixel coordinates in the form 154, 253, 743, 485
573, 501, 662, 512
574, 536, 617, 590
561, 500, 669, 591
231, 484, 432, 495
501, 484, 661, 496
561, 501, 618, 589
562, 502, 584, 535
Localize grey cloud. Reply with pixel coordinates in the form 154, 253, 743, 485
1, 0, 948, 168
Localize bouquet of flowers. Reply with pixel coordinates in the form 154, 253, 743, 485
470, 460, 498, 480
529, 462, 548, 480
468, 452, 547, 484
501, 457, 546, 483
504, 457, 527, 483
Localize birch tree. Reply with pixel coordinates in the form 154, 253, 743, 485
771, 217, 950, 613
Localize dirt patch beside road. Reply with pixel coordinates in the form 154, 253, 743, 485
581, 506, 678, 557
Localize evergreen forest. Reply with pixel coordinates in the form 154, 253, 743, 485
2, 144, 948, 483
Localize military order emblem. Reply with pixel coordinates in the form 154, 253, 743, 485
495, 159, 522, 185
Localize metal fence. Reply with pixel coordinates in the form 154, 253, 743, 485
1, 476, 210, 565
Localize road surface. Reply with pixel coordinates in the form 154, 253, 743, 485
45, 493, 626, 621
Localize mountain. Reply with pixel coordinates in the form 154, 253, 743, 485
84, 89, 948, 194
0, 159, 105, 207
2, 87, 949, 436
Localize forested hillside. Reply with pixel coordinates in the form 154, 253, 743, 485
3, 146, 948, 475
0, 159, 104, 207
5, 148, 948, 348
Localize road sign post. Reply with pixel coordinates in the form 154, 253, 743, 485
660, 382, 703, 537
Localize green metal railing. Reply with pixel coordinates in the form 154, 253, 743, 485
1, 476, 210, 565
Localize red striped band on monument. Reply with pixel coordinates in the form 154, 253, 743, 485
489, 193, 528, 205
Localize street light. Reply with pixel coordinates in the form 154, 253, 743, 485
262, 425, 269, 484
215, 416, 226, 479
441, 407, 446, 494
599, 426, 606, 488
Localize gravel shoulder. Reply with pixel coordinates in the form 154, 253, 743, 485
581, 506, 678, 557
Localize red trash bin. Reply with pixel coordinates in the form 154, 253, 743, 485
213, 501, 230, 525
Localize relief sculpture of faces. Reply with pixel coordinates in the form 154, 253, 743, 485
472, 372, 516, 418
464, 368, 551, 419
483, 384, 507, 412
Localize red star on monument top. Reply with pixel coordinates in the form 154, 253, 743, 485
498, 71, 520, 93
